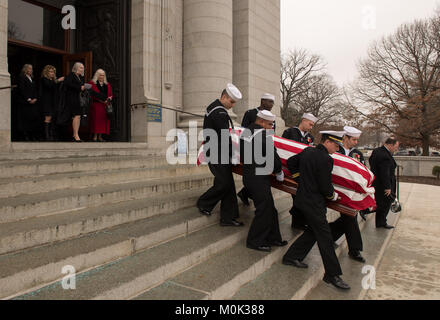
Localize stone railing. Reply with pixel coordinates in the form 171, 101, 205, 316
365, 156, 440, 177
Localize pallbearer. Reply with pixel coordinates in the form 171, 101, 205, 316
197, 84, 245, 227
282, 113, 318, 231
240, 110, 287, 252
330, 126, 366, 263
238, 93, 276, 206
282, 131, 350, 290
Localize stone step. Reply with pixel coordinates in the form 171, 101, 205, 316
0, 174, 214, 223
229, 214, 390, 300
0, 144, 163, 161
0, 164, 209, 198
0, 155, 170, 179
11, 197, 292, 300
134, 216, 298, 300
0, 187, 208, 255
305, 213, 399, 300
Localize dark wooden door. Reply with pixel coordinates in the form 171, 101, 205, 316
76, 0, 131, 142
62, 52, 93, 82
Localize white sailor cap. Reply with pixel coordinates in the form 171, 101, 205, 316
320, 131, 345, 145
302, 113, 318, 123
261, 93, 275, 101
257, 110, 276, 122
225, 83, 243, 101
344, 126, 362, 138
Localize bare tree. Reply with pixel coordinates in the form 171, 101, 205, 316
280, 49, 325, 125
346, 17, 440, 156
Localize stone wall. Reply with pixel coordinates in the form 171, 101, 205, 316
365, 156, 440, 178
233, 0, 284, 134
0, 0, 10, 150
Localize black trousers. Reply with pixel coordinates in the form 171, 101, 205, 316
330, 214, 363, 253
244, 175, 282, 247
283, 206, 342, 277
238, 186, 252, 201
290, 195, 308, 227
375, 191, 393, 227
197, 163, 239, 222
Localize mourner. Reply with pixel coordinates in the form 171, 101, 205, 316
197, 84, 244, 227
40, 65, 64, 141
282, 113, 318, 231
282, 131, 351, 290
17, 64, 39, 141
240, 110, 287, 252
237, 93, 276, 207
329, 126, 366, 263
64, 62, 86, 142
369, 138, 400, 229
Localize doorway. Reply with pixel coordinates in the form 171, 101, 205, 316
8, 0, 131, 142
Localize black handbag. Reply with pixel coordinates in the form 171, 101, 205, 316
79, 91, 90, 127
105, 101, 114, 118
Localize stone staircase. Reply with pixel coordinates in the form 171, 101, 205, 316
0, 145, 397, 300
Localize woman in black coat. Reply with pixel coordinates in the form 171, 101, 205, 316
64, 62, 86, 142
17, 64, 40, 141
40, 65, 64, 141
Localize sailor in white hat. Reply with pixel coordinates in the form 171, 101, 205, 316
339, 126, 365, 164
282, 113, 318, 230
197, 83, 244, 227
330, 126, 367, 263
239, 109, 287, 252
241, 93, 276, 130
238, 93, 276, 206
283, 129, 351, 291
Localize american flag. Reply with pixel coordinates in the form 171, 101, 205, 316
198, 127, 376, 211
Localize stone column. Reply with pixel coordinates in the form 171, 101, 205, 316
0, 0, 10, 149
180, 0, 234, 128
233, 0, 285, 134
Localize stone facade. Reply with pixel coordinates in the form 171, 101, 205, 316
1, 0, 281, 149
0, 0, 10, 150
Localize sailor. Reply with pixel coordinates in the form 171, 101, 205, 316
329, 126, 366, 263
238, 93, 276, 206
282, 113, 318, 230
240, 110, 287, 252
197, 84, 244, 227
282, 131, 351, 291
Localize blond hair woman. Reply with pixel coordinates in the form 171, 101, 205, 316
88, 69, 113, 142
64, 62, 86, 142
40, 65, 64, 141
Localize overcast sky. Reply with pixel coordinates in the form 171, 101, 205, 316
281, 0, 440, 87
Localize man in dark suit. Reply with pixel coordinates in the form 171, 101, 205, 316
237, 93, 276, 206
282, 113, 317, 230
282, 131, 350, 290
330, 126, 366, 263
197, 83, 245, 227
369, 138, 400, 229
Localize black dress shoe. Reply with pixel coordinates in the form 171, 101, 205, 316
198, 207, 212, 216
323, 274, 351, 290
220, 219, 244, 227
282, 259, 308, 269
377, 224, 394, 230
270, 240, 288, 247
237, 190, 250, 206
247, 244, 271, 252
349, 251, 366, 263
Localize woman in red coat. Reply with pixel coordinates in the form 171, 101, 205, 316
89, 69, 113, 142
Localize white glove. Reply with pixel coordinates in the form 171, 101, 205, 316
276, 171, 285, 182
332, 192, 339, 202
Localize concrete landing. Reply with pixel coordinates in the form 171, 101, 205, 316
364, 183, 440, 300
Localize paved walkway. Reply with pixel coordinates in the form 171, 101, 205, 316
364, 183, 440, 300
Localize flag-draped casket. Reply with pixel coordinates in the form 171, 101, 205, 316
198, 127, 376, 215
